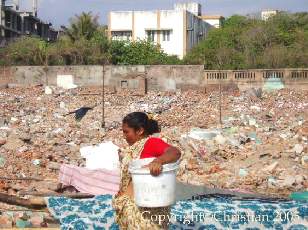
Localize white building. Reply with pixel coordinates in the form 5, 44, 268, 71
200, 15, 224, 28
261, 10, 279, 21
108, 2, 212, 59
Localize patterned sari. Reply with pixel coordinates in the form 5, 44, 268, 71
112, 137, 170, 230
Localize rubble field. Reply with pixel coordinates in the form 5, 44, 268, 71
0, 85, 307, 227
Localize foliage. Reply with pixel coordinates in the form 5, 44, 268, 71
63, 12, 100, 42
0, 37, 48, 65
109, 40, 181, 65
0, 11, 180, 66
2, 11, 307, 68
184, 13, 308, 69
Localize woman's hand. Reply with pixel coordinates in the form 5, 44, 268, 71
118, 149, 124, 162
145, 159, 163, 176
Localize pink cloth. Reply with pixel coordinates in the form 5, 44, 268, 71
59, 164, 120, 195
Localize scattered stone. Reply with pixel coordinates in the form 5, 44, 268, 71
11, 184, 25, 191
47, 162, 61, 170
29, 215, 44, 227
244, 88, 263, 100
208, 165, 223, 174
18, 132, 32, 142
268, 176, 277, 187
0, 180, 7, 190
60, 101, 66, 109
293, 144, 304, 154
263, 162, 279, 173
10, 117, 18, 122
302, 156, 308, 168
281, 176, 296, 187
45, 86, 53, 95
3, 136, 24, 151
248, 118, 257, 126
0, 138, 6, 146
17, 146, 28, 153
32, 159, 41, 166
0, 155, 6, 168
15, 219, 32, 228
294, 175, 304, 185
214, 134, 226, 145
250, 105, 261, 112
239, 168, 248, 177
0, 215, 13, 228
186, 159, 199, 171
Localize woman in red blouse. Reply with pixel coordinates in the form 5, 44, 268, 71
113, 112, 181, 229
122, 112, 181, 176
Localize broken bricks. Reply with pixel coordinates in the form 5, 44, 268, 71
0, 86, 306, 212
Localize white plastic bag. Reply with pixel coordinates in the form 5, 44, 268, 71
80, 141, 120, 171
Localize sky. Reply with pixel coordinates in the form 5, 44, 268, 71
15, 0, 308, 29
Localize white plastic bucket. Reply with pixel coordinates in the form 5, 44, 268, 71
128, 157, 179, 207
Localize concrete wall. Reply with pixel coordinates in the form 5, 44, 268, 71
146, 65, 204, 91
174, 2, 201, 16
0, 65, 308, 91
202, 18, 221, 28
204, 69, 308, 91
186, 11, 210, 52
0, 66, 14, 87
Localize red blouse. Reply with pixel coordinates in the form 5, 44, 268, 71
140, 137, 170, 159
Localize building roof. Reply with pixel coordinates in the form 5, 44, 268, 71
261, 9, 279, 12
144, 28, 173, 31
200, 15, 225, 20
110, 10, 176, 14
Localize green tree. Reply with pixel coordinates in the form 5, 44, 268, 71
184, 12, 308, 69
3, 12, 306, 68
109, 40, 181, 65
63, 12, 100, 42
48, 12, 110, 65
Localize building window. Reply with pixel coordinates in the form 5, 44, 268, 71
111, 31, 132, 41
162, 30, 170, 41
147, 30, 155, 42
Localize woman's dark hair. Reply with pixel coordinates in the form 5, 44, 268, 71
123, 112, 160, 135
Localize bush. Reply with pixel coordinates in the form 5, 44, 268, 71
1, 37, 47, 66
0, 12, 180, 66
109, 40, 181, 65
184, 13, 308, 69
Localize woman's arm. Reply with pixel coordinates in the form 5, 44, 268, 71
156, 146, 181, 164
147, 146, 181, 176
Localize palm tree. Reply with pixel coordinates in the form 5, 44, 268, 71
63, 12, 99, 42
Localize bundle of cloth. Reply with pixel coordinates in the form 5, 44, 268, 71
59, 164, 120, 195
58, 141, 121, 195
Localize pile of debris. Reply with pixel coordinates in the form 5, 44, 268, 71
0, 86, 307, 226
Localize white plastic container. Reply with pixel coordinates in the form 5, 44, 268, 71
128, 157, 179, 208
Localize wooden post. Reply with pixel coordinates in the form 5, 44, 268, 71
204, 52, 207, 94
45, 49, 48, 86
219, 75, 222, 125
145, 69, 148, 94
101, 64, 105, 128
